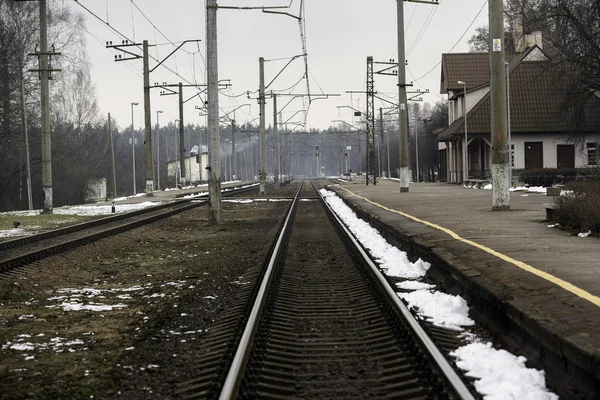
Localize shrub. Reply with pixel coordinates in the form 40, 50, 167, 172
553, 179, 600, 237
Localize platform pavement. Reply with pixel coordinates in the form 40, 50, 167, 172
328, 179, 599, 399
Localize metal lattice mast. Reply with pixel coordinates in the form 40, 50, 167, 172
366, 56, 376, 185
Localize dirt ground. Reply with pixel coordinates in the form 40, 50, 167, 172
0, 188, 296, 399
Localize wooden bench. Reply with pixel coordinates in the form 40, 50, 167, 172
543, 203, 557, 221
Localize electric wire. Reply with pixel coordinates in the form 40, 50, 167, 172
414, 0, 488, 82
407, 6, 439, 56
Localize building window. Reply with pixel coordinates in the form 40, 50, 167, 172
587, 143, 598, 166
509, 143, 516, 168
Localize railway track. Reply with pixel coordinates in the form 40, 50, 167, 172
0, 183, 259, 276
177, 181, 475, 399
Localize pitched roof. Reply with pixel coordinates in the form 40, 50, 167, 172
440, 53, 489, 94
438, 46, 600, 140
440, 52, 519, 95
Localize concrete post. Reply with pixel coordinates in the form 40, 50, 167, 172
259, 57, 267, 194
490, 0, 510, 210
40, 0, 53, 212
143, 40, 154, 195
397, 0, 410, 192
207, 0, 222, 224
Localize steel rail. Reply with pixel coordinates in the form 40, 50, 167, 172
316, 184, 475, 400
218, 182, 303, 399
0, 183, 259, 253
0, 183, 261, 275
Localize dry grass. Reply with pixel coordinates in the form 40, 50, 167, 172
554, 180, 600, 237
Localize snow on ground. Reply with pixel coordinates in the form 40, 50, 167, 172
320, 189, 429, 279
319, 186, 557, 400
398, 290, 474, 331
451, 342, 558, 400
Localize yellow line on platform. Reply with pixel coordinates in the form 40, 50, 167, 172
341, 187, 600, 308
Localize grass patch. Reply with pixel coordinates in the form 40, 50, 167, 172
0, 214, 102, 238
554, 180, 600, 237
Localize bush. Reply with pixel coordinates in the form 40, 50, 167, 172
553, 180, 600, 237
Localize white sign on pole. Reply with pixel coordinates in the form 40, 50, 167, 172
346, 145, 351, 151
493, 39, 502, 52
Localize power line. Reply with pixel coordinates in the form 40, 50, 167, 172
407, 6, 439, 56
414, 0, 488, 82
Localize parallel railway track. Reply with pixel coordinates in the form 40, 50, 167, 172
177, 181, 475, 399
0, 184, 259, 276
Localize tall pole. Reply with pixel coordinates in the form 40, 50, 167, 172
178, 82, 186, 186
490, 0, 510, 210
464, 85, 468, 183
259, 57, 267, 194
231, 120, 236, 180
40, 0, 53, 212
131, 102, 137, 194
143, 40, 154, 195
273, 94, 280, 188
379, 107, 385, 178
506, 62, 512, 188
207, 0, 221, 225
156, 110, 162, 190
108, 113, 117, 198
415, 119, 419, 183
20, 69, 33, 210
397, 0, 409, 192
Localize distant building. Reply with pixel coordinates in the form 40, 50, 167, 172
437, 22, 600, 184
86, 178, 107, 202
166, 145, 208, 186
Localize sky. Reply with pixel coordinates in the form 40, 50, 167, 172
1, 185, 559, 399
70, 0, 490, 132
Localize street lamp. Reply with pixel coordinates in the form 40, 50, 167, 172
156, 110, 163, 190
458, 81, 468, 183
130, 102, 139, 195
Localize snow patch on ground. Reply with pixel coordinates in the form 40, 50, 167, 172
451, 342, 558, 400
398, 290, 474, 331
320, 188, 430, 279
319, 186, 557, 400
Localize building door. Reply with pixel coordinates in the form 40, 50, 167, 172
524, 142, 543, 169
557, 145, 575, 169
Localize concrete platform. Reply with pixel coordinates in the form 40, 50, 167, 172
328, 179, 599, 399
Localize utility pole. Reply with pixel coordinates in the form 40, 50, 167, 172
490, 0, 510, 210
397, 0, 409, 192
108, 113, 117, 198
207, 0, 221, 224
142, 40, 154, 195
366, 56, 376, 185
20, 69, 33, 210
30, 0, 60, 213
178, 82, 186, 186
259, 57, 267, 194
231, 120, 236, 180
155, 110, 163, 190
397, 0, 438, 192
273, 94, 280, 188
379, 107, 386, 178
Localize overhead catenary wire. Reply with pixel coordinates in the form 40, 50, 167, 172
413, 0, 488, 82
